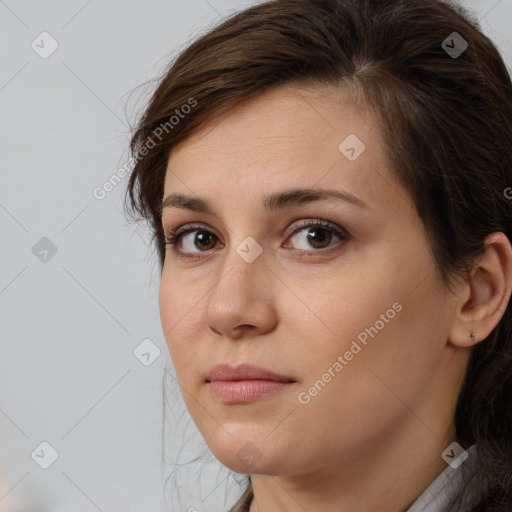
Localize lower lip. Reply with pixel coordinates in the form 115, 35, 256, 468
208, 380, 294, 404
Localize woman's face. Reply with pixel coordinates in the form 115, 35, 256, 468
159, 83, 465, 478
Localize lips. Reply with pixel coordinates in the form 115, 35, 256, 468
205, 363, 295, 383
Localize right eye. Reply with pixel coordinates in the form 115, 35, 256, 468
164, 224, 222, 257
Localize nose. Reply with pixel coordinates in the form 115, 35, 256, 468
203, 241, 278, 340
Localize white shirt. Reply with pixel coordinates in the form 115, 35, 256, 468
406, 444, 479, 512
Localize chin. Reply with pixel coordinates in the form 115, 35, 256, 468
206, 434, 292, 476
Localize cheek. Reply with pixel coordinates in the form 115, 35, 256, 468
289, 271, 402, 360
289, 272, 447, 432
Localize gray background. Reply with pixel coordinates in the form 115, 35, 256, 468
0, 1, 510, 511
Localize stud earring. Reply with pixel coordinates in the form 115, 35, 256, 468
470, 332, 476, 342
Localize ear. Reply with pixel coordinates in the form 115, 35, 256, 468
449, 232, 512, 348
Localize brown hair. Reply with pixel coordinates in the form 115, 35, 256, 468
125, 0, 512, 510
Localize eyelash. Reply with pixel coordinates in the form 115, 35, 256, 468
163, 219, 350, 259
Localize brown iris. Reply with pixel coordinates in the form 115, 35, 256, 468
305, 227, 332, 249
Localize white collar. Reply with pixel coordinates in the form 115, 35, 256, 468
406, 444, 479, 512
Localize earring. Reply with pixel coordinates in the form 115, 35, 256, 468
470, 332, 476, 342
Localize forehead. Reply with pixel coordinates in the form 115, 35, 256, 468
169, 84, 371, 162
163, 83, 406, 217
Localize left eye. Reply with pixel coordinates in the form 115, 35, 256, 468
286, 221, 347, 251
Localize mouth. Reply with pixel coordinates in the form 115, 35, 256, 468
206, 379, 296, 404
205, 363, 296, 404
205, 363, 295, 383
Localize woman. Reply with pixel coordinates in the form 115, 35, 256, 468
125, 0, 512, 510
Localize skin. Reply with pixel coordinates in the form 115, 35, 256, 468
158, 83, 512, 512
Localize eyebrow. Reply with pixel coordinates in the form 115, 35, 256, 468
160, 187, 369, 217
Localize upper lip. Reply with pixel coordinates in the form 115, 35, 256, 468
205, 363, 295, 383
